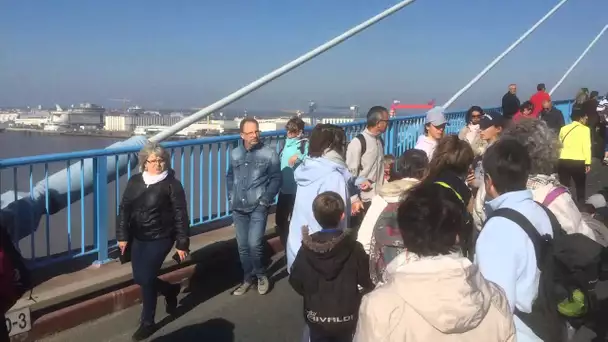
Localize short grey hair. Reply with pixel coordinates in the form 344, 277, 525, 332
366, 106, 389, 128
501, 119, 561, 175
138, 142, 170, 172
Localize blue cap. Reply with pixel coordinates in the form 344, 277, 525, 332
479, 111, 504, 130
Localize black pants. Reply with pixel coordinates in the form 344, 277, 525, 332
275, 192, 295, 249
0, 318, 9, 342
349, 201, 371, 236
131, 237, 174, 324
309, 327, 353, 342
557, 159, 587, 204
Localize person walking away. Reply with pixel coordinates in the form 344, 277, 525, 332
227, 118, 281, 296
513, 101, 535, 122
346, 106, 389, 231
277, 117, 309, 249
572, 88, 590, 119
502, 83, 521, 121
458, 105, 487, 156
415, 106, 447, 160
116, 142, 190, 341
290, 192, 374, 342
354, 183, 515, 342
529, 83, 550, 118
540, 100, 565, 133
558, 110, 591, 203
286, 124, 369, 273
476, 139, 565, 342
357, 149, 429, 284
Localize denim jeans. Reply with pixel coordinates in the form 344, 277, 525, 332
131, 237, 173, 324
233, 205, 268, 282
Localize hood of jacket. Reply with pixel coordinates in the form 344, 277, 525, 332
377, 178, 419, 202
384, 253, 492, 333
294, 156, 351, 188
300, 226, 354, 281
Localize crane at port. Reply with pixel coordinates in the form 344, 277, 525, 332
389, 99, 436, 117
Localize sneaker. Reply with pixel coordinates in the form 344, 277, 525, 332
165, 283, 180, 315
232, 281, 252, 296
257, 276, 270, 295
603, 157, 608, 166
132, 323, 156, 341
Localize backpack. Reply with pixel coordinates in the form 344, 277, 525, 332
0, 226, 32, 313
489, 203, 604, 341
355, 134, 384, 171
369, 202, 404, 285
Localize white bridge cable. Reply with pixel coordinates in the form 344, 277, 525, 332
150, 0, 418, 143
549, 24, 608, 96
442, 0, 570, 109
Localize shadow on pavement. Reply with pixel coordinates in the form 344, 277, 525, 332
153, 237, 288, 332
150, 318, 235, 342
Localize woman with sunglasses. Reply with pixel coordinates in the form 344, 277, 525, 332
458, 105, 487, 156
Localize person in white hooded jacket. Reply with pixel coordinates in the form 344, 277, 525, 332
356, 149, 428, 284
472, 119, 600, 244
414, 106, 447, 160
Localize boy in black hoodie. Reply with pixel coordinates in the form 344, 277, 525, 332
289, 191, 374, 342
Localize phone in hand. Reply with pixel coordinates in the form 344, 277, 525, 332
172, 251, 182, 264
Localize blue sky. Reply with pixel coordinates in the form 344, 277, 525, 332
1, 0, 607, 111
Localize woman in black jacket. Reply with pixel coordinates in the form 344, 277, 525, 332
116, 142, 190, 341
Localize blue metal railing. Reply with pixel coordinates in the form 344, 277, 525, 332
0, 100, 573, 269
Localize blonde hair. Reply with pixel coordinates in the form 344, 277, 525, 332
137, 142, 170, 172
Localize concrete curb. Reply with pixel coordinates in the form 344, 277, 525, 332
13, 236, 283, 342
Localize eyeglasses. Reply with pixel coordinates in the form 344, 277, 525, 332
146, 159, 165, 165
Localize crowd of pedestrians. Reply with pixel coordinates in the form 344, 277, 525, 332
43, 85, 607, 342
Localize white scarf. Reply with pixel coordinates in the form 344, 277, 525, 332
142, 170, 168, 187
465, 124, 480, 144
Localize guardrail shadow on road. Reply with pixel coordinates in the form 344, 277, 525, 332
150, 318, 235, 342
151, 235, 286, 335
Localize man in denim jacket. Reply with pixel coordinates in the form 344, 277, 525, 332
227, 117, 281, 296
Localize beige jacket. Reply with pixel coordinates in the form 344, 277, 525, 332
354, 253, 516, 342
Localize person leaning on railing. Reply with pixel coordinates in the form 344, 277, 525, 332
116, 142, 190, 341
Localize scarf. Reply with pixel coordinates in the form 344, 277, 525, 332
527, 173, 561, 191
465, 124, 480, 144
142, 170, 168, 188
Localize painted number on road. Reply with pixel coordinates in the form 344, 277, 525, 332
5, 307, 31, 337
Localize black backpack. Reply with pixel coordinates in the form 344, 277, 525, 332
489, 204, 604, 341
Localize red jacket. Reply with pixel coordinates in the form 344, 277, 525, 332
530, 91, 551, 118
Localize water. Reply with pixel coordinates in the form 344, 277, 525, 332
0, 131, 239, 264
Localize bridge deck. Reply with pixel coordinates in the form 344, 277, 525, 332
27, 158, 608, 342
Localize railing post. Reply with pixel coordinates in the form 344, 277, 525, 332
93, 156, 110, 266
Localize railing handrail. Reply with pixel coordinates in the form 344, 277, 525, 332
0, 100, 571, 168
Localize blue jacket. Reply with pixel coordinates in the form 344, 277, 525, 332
475, 190, 553, 342
226, 142, 281, 212
280, 137, 309, 195
285, 156, 365, 272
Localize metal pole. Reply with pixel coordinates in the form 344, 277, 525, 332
442, 0, 569, 109
150, 0, 418, 143
549, 24, 608, 96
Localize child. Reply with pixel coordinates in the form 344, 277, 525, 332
383, 154, 398, 182
289, 191, 374, 342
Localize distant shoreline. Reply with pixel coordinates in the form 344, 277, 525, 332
4, 127, 214, 141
